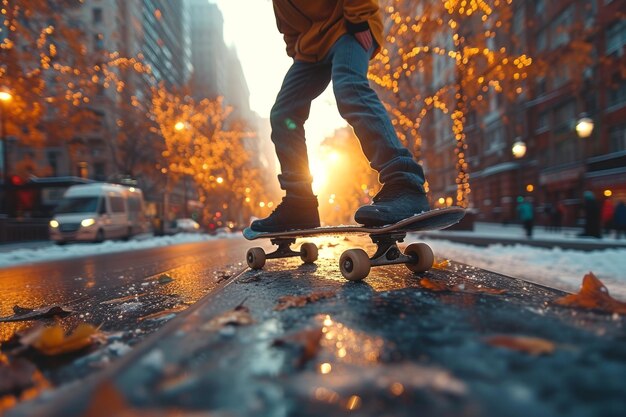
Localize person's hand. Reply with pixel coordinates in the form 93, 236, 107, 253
354, 30, 373, 51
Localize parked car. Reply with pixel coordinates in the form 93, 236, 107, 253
49, 183, 147, 244
167, 218, 201, 234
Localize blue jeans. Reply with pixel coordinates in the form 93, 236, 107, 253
270, 34, 426, 198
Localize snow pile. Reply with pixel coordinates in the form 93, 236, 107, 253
424, 238, 626, 299
0, 232, 238, 268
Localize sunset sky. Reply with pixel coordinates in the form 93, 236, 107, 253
211, 0, 347, 148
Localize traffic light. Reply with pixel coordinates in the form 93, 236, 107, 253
9, 175, 24, 186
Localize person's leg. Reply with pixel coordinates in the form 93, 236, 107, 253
250, 61, 331, 232
328, 34, 429, 225
270, 61, 332, 198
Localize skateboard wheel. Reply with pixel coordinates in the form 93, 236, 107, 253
339, 249, 371, 281
246, 247, 266, 269
404, 243, 434, 273
300, 242, 318, 264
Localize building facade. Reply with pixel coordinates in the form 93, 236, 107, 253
384, 0, 626, 227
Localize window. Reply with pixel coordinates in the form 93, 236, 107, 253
110, 196, 126, 213
609, 124, 626, 152
550, 6, 573, 49
606, 20, 626, 55
92, 8, 102, 24
485, 124, 506, 155
554, 101, 576, 130
47, 151, 58, 176
608, 80, 626, 109
537, 111, 550, 132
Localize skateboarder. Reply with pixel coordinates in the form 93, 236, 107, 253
251, 0, 430, 232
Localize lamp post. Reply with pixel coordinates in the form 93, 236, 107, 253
0, 91, 13, 215
0, 91, 13, 184
575, 114, 594, 139
512, 139, 527, 159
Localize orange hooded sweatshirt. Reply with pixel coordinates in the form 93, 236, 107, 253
272, 0, 384, 62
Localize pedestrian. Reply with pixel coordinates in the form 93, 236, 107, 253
544, 203, 554, 232
580, 191, 601, 238
601, 197, 615, 237
250, 0, 429, 232
553, 201, 565, 232
614, 201, 626, 239
517, 197, 534, 238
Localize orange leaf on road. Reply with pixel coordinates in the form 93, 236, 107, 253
24, 323, 103, 356
273, 327, 324, 368
274, 291, 335, 311
201, 305, 255, 331
420, 277, 506, 295
485, 335, 556, 356
553, 272, 626, 314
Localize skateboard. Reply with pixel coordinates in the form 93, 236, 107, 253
242, 207, 465, 281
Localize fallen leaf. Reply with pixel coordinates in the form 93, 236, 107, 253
0, 356, 37, 396
201, 305, 254, 331
420, 278, 506, 295
21, 323, 104, 356
0, 305, 73, 322
553, 272, 626, 314
273, 327, 324, 368
81, 381, 127, 417
274, 291, 336, 311
0, 355, 50, 413
81, 380, 213, 417
216, 273, 231, 284
485, 335, 556, 356
432, 259, 450, 270
145, 273, 175, 284
138, 305, 188, 322
101, 293, 147, 305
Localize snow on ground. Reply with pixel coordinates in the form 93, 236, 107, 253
1, 222, 625, 301
0, 232, 237, 269
422, 222, 626, 299
423, 238, 626, 299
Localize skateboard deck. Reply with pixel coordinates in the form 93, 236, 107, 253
243, 207, 465, 281
243, 206, 465, 240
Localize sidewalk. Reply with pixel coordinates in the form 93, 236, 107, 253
423, 222, 626, 251
8, 236, 626, 417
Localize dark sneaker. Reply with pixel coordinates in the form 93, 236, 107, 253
354, 183, 430, 226
250, 196, 320, 232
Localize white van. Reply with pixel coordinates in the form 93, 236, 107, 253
49, 183, 147, 244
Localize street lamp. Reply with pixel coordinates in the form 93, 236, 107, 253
174, 121, 186, 131
575, 114, 594, 138
512, 139, 527, 159
0, 90, 14, 215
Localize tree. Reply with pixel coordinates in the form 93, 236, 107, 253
151, 85, 266, 225
371, 0, 546, 207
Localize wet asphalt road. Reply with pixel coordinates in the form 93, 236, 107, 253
0, 237, 259, 381
5, 234, 626, 417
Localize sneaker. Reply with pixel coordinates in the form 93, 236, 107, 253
354, 183, 430, 226
250, 196, 320, 232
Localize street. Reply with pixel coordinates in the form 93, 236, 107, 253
2, 234, 626, 417
0, 237, 255, 385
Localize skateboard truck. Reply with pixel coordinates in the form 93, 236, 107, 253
246, 238, 319, 271
246, 232, 434, 282
243, 207, 463, 281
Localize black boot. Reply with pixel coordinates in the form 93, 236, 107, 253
354, 183, 430, 226
250, 196, 320, 232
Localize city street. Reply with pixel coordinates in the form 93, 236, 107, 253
2, 0, 626, 416
0, 237, 255, 386
3, 234, 626, 417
